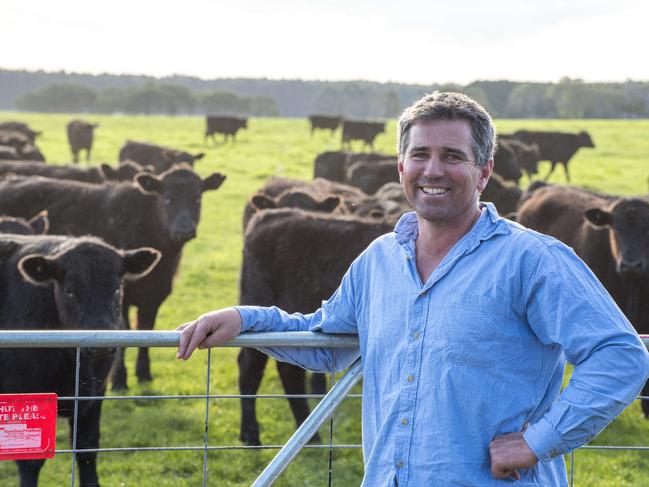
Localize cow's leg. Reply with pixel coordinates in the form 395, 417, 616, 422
238, 348, 269, 445
641, 380, 649, 418
16, 459, 45, 487
72, 150, 79, 164
135, 303, 160, 382
86, 148, 91, 163
562, 161, 570, 182
276, 361, 321, 444
543, 160, 557, 181
310, 372, 327, 395
110, 304, 131, 390
70, 400, 103, 487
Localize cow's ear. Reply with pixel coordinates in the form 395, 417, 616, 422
135, 173, 163, 194
194, 152, 205, 161
250, 194, 276, 210
319, 196, 341, 213
28, 210, 49, 235
122, 247, 161, 280
202, 173, 226, 192
100, 163, 115, 179
584, 208, 611, 227
18, 255, 60, 285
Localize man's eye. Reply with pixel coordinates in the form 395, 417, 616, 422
410, 152, 428, 160
445, 154, 464, 164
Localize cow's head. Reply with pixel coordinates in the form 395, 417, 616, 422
579, 131, 595, 148
103, 161, 153, 182
585, 198, 649, 277
161, 149, 205, 167
135, 164, 226, 243
18, 239, 160, 330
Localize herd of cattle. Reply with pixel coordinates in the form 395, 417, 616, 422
0, 115, 645, 486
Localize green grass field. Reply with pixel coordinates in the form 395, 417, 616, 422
1, 112, 648, 486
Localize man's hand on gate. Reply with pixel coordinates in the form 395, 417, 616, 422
489, 431, 538, 481
176, 307, 242, 360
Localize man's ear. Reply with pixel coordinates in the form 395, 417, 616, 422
584, 208, 611, 227
477, 159, 494, 193
397, 158, 405, 184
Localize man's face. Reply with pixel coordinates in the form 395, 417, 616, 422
398, 120, 492, 226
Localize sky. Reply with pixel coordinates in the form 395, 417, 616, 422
3, 0, 648, 85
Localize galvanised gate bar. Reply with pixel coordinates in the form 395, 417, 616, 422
0, 331, 647, 486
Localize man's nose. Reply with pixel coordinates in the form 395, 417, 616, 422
421, 156, 446, 178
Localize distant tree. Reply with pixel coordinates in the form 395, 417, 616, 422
250, 96, 279, 116
504, 83, 557, 118
95, 87, 128, 113
15, 83, 97, 112
381, 90, 401, 118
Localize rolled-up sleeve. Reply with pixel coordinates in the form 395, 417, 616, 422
234, 262, 361, 373
522, 242, 649, 461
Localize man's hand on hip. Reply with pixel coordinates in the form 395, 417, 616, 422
489, 430, 538, 481
176, 307, 242, 360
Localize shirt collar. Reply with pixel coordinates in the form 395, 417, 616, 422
394, 202, 511, 247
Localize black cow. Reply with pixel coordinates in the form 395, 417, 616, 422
118, 141, 205, 173
239, 208, 392, 445
0, 211, 48, 235
480, 173, 522, 217
513, 130, 595, 182
67, 119, 99, 163
341, 120, 386, 151
0, 130, 46, 162
313, 151, 394, 183
0, 165, 226, 389
0, 121, 41, 143
0, 144, 19, 160
308, 115, 342, 135
344, 158, 399, 195
517, 184, 649, 415
0, 160, 149, 184
205, 116, 248, 143
493, 140, 523, 184
0, 234, 159, 487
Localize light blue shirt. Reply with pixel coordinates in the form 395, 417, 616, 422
237, 203, 649, 486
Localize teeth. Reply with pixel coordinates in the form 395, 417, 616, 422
421, 187, 448, 195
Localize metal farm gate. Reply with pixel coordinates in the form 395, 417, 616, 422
0, 330, 647, 486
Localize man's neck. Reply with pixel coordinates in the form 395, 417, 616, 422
414, 207, 482, 283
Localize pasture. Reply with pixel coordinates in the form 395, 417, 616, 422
0, 112, 648, 486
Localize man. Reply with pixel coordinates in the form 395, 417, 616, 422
177, 92, 649, 486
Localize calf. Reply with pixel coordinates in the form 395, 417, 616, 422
0, 234, 159, 487
308, 115, 342, 135
118, 140, 205, 173
239, 208, 392, 445
0, 166, 226, 389
341, 120, 386, 151
513, 130, 595, 182
67, 119, 99, 163
0, 160, 148, 184
517, 184, 649, 415
205, 115, 248, 143
0, 211, 48, 235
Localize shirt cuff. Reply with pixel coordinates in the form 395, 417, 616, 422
523, 417, 565, 462
234, 306, 257, 333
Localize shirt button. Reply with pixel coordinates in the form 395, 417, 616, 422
396, 461, 405, 468
412, 331, 421, 340
407, 375, 415, 383
401, 418, 408, 425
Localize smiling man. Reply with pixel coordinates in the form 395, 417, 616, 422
177, 92, 649, 486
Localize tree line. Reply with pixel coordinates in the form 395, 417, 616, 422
1, 69, 648, 118
14, 82, 279, 116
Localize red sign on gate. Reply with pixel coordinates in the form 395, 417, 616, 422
0, 393, 57, 460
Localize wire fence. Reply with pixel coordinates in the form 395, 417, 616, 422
0, 331, 647, 486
